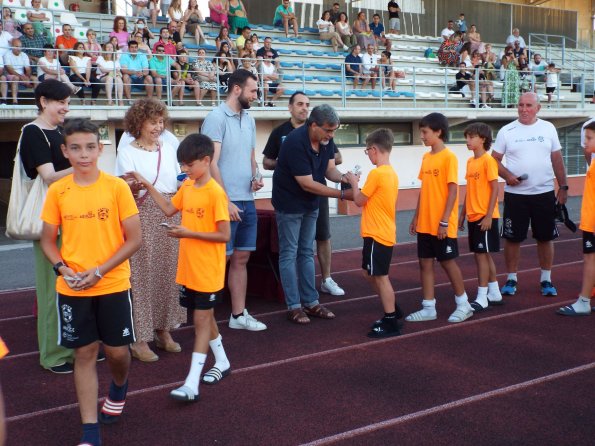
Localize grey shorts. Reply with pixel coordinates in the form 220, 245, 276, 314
389, 18, 400, 31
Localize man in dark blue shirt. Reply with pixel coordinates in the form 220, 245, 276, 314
344, 45, 363, 89
272, 105, 354, 324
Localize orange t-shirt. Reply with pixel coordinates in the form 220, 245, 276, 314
41, 172, 139, 297
171, 178, 230, 293
580, 161, 595, 233
416, 148, 459, 238
0, 337, 8, 359
360, 164, 399, 246
55, 35, 78, 55
465, 153, 500, 222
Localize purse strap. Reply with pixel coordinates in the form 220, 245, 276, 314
14, 122, 53, 180
136, 142, 161, 206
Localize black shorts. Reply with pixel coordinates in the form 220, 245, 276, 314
57, 290, 135, 348
583, 231, 595, 254
362, 237, 393, 276
501, 191, 558, 242
546, 86, 556, 94
417, 233, 459, 261
467, 219, 500, 253
316, 196, 331, 241
179, 286, 221, 310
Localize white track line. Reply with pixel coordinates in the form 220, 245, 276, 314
300, 361, 595, 446
5, 299, 576, 423
1, 259, 583, 358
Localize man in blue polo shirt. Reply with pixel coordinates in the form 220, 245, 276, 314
273, 105, 355, 324
345, 45, 363, 89
120, 40, 153, 102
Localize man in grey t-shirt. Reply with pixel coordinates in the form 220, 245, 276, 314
201, 70, 267, 331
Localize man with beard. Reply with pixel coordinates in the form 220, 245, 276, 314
201, 70, 267, 332
272, 105, 355, 324
263, 92, 346, 296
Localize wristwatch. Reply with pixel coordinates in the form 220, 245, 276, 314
52, 261, 66, 276
559, 185, 569, 191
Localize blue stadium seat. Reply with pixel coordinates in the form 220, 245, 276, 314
278, 48, 293, 55
312, 63, 328, 69
280, 61, 295, 68
202, 44, 217, 51
295, 50, 309, 56
316, 89, 334, 96
260, 25, 274, 30
353, 90, 371, 97
304, 89, 317, 96
398, 91, 415, 98
303, 76, 314, 81
283, 74, 297, 81
294, 38, 307, 43
277, 37, 291, 43
329, 64, 341, 70
316, 75, 332, 82
284, 89, 296, 96
310, 50, 325, 56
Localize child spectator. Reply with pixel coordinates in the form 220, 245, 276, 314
456, 13, 467, 36
387, 2, 401, 34
130, 133, 232, 401
556, 120, 595, 316
545, 62, 561, 106
40, 118, 142, 446
345, 128, 402, 337
406, 113, 473, 323
458, 123, 503, 311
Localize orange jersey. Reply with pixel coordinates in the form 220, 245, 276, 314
465, 153, 500, 222
41, 172, 139, 297
172, 178, 230, 293
0, 337, 8, 359
580, 162, 595, 233
360, 165, 399, 246
417, 148, 459, 238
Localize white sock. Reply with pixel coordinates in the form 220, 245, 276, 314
475, 287, 488, 307
540, 269, 551, 282
487, 281, 502, 300
455, 292, 470, 308
507, 273, 518, 282
419, 299, 437, 316
571, 296, 591, 312
209, 334, 230, 371
183, 352, 206, 395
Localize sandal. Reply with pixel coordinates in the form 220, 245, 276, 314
303, 304, 335, 319
170, 385, 200, 403
287, 308, 310, 324
202, 366, 231, 384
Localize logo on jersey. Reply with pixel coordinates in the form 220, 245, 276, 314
122, 327, 131, 337
98, 208, 109, 221
196, 208, 205, 218
61, 304, 73, 323
586, 240, 593, 249
445, 245, 453, 254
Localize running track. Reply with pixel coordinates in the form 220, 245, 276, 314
1, 231, 594, 445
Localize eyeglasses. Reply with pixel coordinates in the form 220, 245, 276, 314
319, 125, 338, 135
364, 147, 375, 155
157, 49, 165, 52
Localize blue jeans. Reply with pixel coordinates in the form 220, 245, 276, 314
276, 209, 320, 310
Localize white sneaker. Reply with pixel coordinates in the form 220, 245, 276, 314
343, 45, 349, 51
203, 38, 211, 45
320, 278, 345, 296
228, 309, 267, 331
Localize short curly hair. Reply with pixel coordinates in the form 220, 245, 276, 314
124, 98, 169, 140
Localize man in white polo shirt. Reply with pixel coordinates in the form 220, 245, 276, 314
492, 92, 569, 297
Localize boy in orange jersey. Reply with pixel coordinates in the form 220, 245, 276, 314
557, 120, 595, 316
131, 133, 231, 401
345, 128, 401, 337
406, 112, 473, 323
458, 122, 504, 311
40, 119, 142, 446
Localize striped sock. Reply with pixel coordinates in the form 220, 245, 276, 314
99, 380, 128, 424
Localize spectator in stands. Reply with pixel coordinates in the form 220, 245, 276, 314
317, 10, 348, 53
208, 0, 229, 27
506, 28, 526, 51
370, 13, 391, 51
273, 0, 299, 38
466, 24, 483, 54
182, 0, 210, 46
227, 0, 249, 35
545, 62, 561, 106
175, 49, 201, 105
0, 57, 6, 105
150, 43, 182, 102
20, 22, 45, 69
236, 26, 251, 52
260, 51, 284, 106
388, 2, 401, 34
68, 42, 100, 105
456, 13, 467, 37
133, 31, 153, 57
471, 54, 491, 108
329, 2, 341, 24
167, 20, 183, 48
437, 33, 460, 67
441, 20, 455, 40
482, 43, 498, 67
345, 44, 363, 89
501, 47, 520, 107
26, 0, 50, 38
529, 53, 547, 89
512, 40, 525, 59
84, 29, 102, 65
0, 21, 14, 60
121, 40, 154, 102
251, 33, 261, 51
132, 0, 159, 27
336, 12, 357, 48
215, 25, 236, 52
214, 49, 234, 90
449, 62, 472, 97
2, 7, 21, 40
37, 45, 78, 92
168, 0, 184, 24
110, 16, 130, 52
55, 24, 78, 67
256, 36, 279, 62
96, 41, 124, 106
379, 50, 399, 91
353, 12, 375, 50
361, 44, 379, 89
238, 39, 257, 68
108, 36, 123, 60
192, 47, 217, 105
154, 27, 177, 56
132, 18, 156, 46
3, 39, 34, 104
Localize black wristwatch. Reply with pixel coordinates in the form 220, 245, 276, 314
559, 185, 569, 191
52, 261, 66, 276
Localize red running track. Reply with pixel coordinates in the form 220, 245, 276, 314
0, 231, 594, 445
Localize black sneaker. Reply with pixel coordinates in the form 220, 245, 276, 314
48, 363, 74, 374
367, 320, 402, 338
